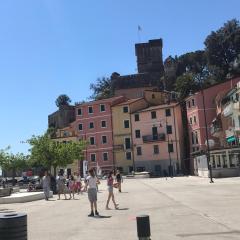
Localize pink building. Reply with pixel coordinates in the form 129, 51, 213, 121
74, 96, 126, 174
131, 103, 184, 176
185, 77, 240, 174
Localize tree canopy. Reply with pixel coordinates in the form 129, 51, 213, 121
27, 133, 86, 176
55, 94, 72, 108
89, 77, 114, 100
204, 19, 240, 80
0, 148, 29, 178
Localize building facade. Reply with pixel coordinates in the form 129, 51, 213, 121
74, 96, 126, 175
112, 98, 148, 174
131, 103, 184, 176
185, 78, 240, 174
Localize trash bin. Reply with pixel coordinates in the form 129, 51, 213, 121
0, 212, 27, 240
136, 215, 151, 240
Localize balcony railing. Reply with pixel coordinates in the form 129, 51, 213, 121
142, 133, 166, 143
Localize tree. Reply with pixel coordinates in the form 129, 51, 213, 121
55, 94, 72, 108
28, 133, 86, 176
0, 148, 29, 179
175, 73, 200, 100
204, 19, 240, 80
89, 77, 114, 100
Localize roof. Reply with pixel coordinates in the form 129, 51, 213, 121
185, 77, 240, 101
75, 96, 125, 106
115, 98, 144, 106
137, 102, 179, 113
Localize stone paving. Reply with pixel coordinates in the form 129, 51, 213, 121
1, 176, 240, 240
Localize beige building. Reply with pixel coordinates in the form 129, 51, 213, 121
112, 98, 148, 174
52, 125, 80, 176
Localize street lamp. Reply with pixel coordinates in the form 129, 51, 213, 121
200, 87, 214, 183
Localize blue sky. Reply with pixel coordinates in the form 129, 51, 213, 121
0, 0, 239, 154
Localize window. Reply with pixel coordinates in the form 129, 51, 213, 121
123, 106, 129, 113
188, 101, 191, 108
125, 138, 131, 149
101, 120, 107, 128
151, 111, 157, 119
100, 104, 106, 112
152, 127, 158, 140
192, 99, 195, 106
88, 106, 93, 114
165, 109, 171, 117
126, 152, 132, 160
167, 125, 172, 134
90, 153, 96, 162
102, 136, 107, 144
90, 137, 95, 145
124, 120, 130, 128
168, 143, 174, 153
137, 147, 142, 156
135, 114, 140, 122
193, 116, 197, 124
78, 123, 83, 131
190, 117, 192, 124
89, 122, 94, 129
135, 130, 141, 138
77, 108, 82, 116
191, 132, 195, 144
217, 155, 221, 167
152, 94, 155, 99
195, 132, 199, 144
103, 152, 108, 161
153, 145, 159, 154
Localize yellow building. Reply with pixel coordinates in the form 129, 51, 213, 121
112, 98, 148, 174
52, 125, 80, 176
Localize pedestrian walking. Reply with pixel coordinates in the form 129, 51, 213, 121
116, 170, 123, 192
42, 171, 51, 201
75, 172, 82, 194
106, 171, 119, 210
68, 175, 75, 199
56, 172, 67, 200
85, 168, 100, 217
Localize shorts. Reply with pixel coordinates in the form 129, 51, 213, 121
108, 186, 113, 193
88, 188, 97, 202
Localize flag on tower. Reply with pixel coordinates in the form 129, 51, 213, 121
138, 25, 142, 31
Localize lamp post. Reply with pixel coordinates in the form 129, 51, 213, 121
200, 88, 214, 183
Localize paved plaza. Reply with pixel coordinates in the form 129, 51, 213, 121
1, 176, 240, 240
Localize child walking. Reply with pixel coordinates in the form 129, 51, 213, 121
68, 175, 75, 199
106, 171, 119, 210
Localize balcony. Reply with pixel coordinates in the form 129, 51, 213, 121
142, 133, 166, 143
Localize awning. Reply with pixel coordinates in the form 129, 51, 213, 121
227, 136, 236, 143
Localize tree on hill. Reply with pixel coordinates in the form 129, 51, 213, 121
89, 77, 114, 100
55, 94, 72, 108
204, 19, 240, 80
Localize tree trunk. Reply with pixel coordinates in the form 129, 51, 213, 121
53, 166, 57, 178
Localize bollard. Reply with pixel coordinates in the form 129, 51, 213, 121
136, 215, 151, 240
0, 212, 27, 240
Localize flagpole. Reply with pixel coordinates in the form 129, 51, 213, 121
137, 25, 142, 42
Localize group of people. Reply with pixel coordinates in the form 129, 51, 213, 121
42, 168, 123, 217
42, 171, 82, 201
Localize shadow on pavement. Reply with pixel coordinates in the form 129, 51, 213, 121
95, 215, 112, 219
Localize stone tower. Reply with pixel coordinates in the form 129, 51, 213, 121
135, 39, 164, 73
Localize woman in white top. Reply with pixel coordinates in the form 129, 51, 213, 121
85, 168, 100, 217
